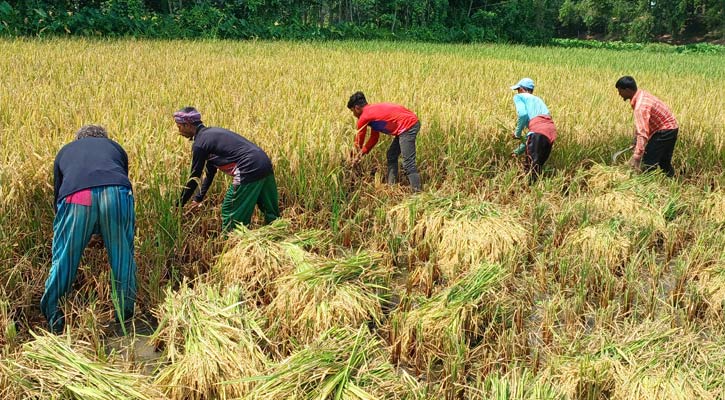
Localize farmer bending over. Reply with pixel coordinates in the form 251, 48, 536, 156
174, 107, 279, 231
509, 78, 557, 182
615, 76, 678, 177
347, 92, 422, 192
41, 125, 137, 334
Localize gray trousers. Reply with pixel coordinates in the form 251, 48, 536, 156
386, 121, 422, 191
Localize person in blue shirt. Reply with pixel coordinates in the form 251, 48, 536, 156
510, 78, 558, 182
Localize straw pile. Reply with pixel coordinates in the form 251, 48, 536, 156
216, 219, 328, 304
560, 223, 631, 271
581, 164, 633, 193
546, 320, 725, 399
151, 283, 270, 399
700, 191, 725, 225
265, 251, 390, 352
390, 263, 509, 383
1, 331, 162, 400
247, 325, 421, 400
586, 191, 667, 231
465, 366, 562, 400
388, 194, 526, 283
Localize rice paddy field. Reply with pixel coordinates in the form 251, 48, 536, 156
0, 38, 724, 399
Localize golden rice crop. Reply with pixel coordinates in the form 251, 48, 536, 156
247, 325, 422, 400
1, 39, 724, 399
390, 263, 509, 386
150, 282, 270, 399
580, 164, 633, 193
699, 191, 725, 226
561, 223, 631, 271
585, 191, 668, 233
265, 251, 390, 352
1, 331, 162, 400
388, 193, 527, 283
215, 219, 328, 305
465, 366, 563, 400
546, 320, 725, 399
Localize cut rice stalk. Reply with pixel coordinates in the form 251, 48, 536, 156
266, 251, 390, 352
151, 282, 270, 399
246, 325, 422, 400
1, 331, 161, 400
391, 263, 509, 381
216, 219, 328, 305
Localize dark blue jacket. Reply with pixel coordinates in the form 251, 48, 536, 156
53, 137, 132, 211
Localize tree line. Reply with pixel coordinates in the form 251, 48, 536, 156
1, 0, 722, 44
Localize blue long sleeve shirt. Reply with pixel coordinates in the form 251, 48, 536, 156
513, 93, 552, 155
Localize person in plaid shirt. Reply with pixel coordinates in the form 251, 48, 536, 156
615, 76, 678, 177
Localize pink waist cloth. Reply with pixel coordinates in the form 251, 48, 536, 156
66, 189, 92, 206
529, 115, 557, 144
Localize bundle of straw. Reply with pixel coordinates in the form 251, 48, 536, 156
560, 223, 631, 271
388, 194, 526, 284
216, 219, 328, 305
247, 325, 421, 400
586, 192, 667, 232
1, 331, 161, 400
580, 164, 632, 193
391, 263, 509, 383
546, 320, 725, 399
266, 251, 390, 352
151, 283, 270, 399
465, 366, 562, 400
700, 191, 725, 226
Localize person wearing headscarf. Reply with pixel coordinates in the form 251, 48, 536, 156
174, 107, 279, 231
41, 125, 137, 334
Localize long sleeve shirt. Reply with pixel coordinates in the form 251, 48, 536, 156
355, 103, 419, 154
179, 125, 273, 206
512, 93, 557, 155
630, 90, 678, 159
53, 137, 132, 212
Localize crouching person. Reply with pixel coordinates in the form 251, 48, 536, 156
173, 107, 279, 231
41, 125, 137, 334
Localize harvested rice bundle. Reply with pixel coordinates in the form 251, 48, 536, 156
586, 192, 667, 232
465, 366, 562, 400
582, 164, 632, 193
436, 210, 527, 279
696, 265, 725, 319
699, 191, 725, 225
390, 263, 509, 382
547, 320, 725, 399
266, 251, 390, 352
216, 219, 328, 304
388, 194, 526, 283
612, 364, 715, 400
1, 331, 161, 400
247, 325, 421, 400
560, 223, 631, 271
151, 283, 270, 400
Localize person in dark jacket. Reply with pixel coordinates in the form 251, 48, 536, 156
174, 107, 279, 231
41, 125, 137, 334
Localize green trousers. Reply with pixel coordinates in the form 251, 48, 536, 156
221, 173, 279, 232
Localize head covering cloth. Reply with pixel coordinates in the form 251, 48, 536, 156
173, 109, 202, 124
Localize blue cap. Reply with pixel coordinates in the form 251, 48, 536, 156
511, 78, 535, 90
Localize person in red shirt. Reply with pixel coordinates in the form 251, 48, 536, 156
615, 76, 678, 177
347, 92, 422, 192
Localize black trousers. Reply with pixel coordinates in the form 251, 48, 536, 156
642, 128, 678, 177
525, 133, 552, 182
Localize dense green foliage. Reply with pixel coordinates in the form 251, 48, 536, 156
1, 0, 722, 44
